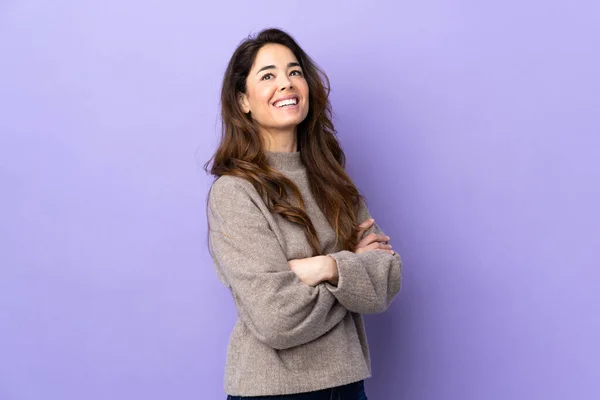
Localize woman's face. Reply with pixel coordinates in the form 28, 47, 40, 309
239, 43, 309, 137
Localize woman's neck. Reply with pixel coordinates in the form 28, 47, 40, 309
261, 127, 297, 153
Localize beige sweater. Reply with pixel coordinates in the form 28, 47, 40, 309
207, 150, 402, 396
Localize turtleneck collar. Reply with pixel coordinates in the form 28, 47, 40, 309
265, 150, 304, 173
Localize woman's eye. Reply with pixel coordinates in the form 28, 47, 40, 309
261, 70, 303, 81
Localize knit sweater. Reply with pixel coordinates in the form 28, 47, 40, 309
207, 150, 402, 396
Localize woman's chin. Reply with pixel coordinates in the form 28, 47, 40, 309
270, 119, 304, 130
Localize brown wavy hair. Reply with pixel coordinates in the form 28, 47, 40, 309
204, 27, 364, 255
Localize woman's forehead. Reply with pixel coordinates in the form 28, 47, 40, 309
252, 44, 299, 70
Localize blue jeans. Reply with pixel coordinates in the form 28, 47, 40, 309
226, 380, 368, 400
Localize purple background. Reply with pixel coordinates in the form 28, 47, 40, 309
1, 1, 599, 399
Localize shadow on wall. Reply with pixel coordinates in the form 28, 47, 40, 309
340, 96, 420, 397
337, 79, 483, 399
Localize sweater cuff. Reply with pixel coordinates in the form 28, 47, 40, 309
324, 250, 379, 306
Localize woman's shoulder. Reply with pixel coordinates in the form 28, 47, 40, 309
210, 174, 258, 193
208, 175, 260, 209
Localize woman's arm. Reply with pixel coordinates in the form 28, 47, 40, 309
287, 255, 336, 287
323, 199, 403, 314
208, 176, 348, 350
286, 200, 402, 315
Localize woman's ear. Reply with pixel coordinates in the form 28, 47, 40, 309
238, 93, 250, 114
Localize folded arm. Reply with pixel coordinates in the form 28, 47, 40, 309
324, 199, 403, 314
208, 176, 348, 350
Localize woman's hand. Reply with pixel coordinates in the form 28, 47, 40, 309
288, 256, 334, 287
289, 219, 394, 287
355, 218, 395, 255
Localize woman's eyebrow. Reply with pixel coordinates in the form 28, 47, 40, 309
256, 62, 301, 75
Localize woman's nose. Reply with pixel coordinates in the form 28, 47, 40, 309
278, 76, 292, 91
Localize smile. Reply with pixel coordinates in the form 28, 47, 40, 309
273, 97, 299, 108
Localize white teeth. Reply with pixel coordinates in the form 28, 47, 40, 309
275, 98, 298, 107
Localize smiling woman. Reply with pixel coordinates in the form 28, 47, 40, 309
204, 28, 402, 400
239, 49, 309, 133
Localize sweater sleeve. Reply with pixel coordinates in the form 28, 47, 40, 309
324, 199, 402, 314
207, 177, 349, 350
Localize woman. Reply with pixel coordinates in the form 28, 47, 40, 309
205, 28, 402, 400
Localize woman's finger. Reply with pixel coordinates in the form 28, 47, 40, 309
359, 218, 374, 228
356, 240, 393, 254
367, 241, 392, 251
357, 233, 390, 249
356, 218, 375, 241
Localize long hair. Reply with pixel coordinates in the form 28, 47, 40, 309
205, 27, 364, 255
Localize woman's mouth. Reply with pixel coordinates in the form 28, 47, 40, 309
273, 96, 299, 109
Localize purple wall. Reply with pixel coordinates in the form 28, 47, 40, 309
1, 1, 598, 399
